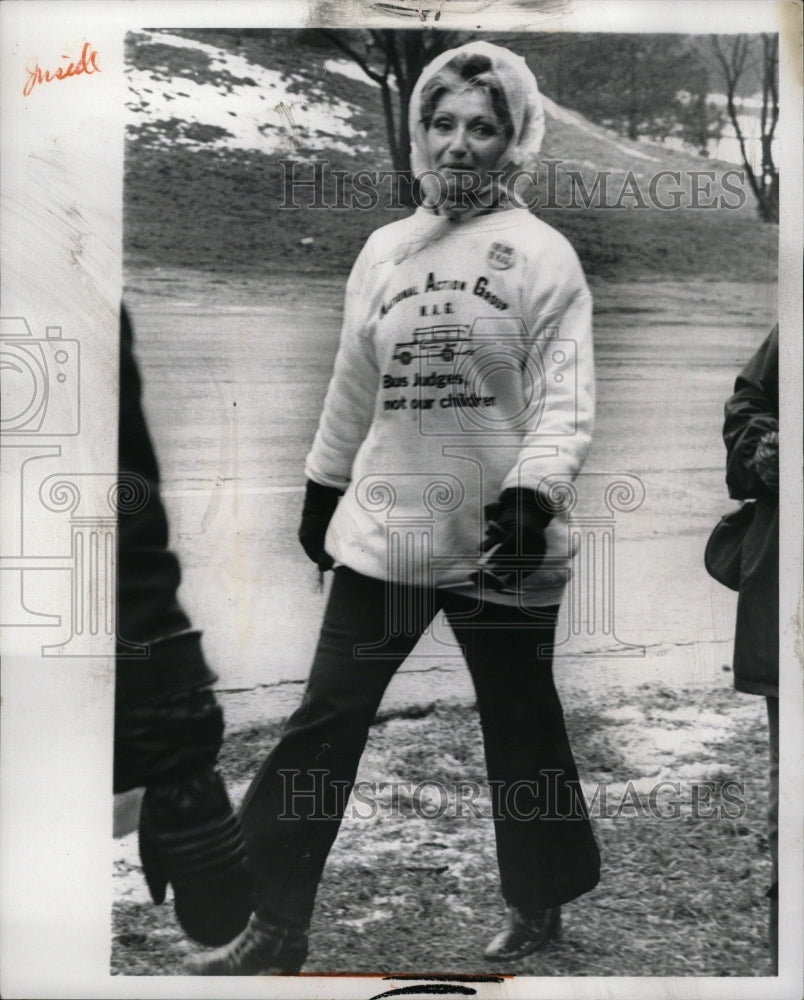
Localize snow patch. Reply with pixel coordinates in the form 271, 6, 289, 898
126, 30, 371, 155
113, 830, 155, 906
324, 58, 377, 88
602, 706, 646, 723
340, 907, 394, 930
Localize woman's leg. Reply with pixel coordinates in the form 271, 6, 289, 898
238, 567, 428, 931
445, 599, 600, 914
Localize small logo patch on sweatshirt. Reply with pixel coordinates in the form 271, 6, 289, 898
487, 242, 515, 269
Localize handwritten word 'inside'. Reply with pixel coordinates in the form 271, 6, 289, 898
23, 42, 100, 96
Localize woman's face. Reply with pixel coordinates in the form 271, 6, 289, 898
425, 88, 509, 200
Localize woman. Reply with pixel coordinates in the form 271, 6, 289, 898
188, 40, 599, 974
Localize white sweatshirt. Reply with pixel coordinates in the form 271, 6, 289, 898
305, 206, 595, 606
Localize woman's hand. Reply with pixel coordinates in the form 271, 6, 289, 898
472, 487, 554, 591
298, 480, 343, 571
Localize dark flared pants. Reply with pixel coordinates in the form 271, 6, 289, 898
239, 567, 600, 929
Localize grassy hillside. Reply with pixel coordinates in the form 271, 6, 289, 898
124, 28, 778, 282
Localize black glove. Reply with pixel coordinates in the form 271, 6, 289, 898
752, 429, 779, 492
139, 764, 254, 946
116, 684, 253, 945
114, 685, 223, 792
298, 479, 343, 571
472, 487, 555, 592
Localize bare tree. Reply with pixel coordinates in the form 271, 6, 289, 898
711, 33, 778, 223
318, 29, 463, 182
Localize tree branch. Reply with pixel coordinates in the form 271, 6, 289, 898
385, 30, 406, 90
762, 34, 779, 146
712, 35, 761, 204
319, 29, 388, 85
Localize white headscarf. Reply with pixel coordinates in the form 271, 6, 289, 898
394, 40, 545, 263
410, 40, 545, 185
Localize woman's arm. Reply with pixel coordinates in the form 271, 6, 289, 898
475, 250, 594, 587
304, 245, 380, 490
501, 260, 595, 498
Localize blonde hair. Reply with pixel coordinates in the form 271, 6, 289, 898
419, 51, 513, 139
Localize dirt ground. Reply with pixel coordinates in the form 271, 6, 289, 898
111, 269, 778, 979
115, 687, 772, 978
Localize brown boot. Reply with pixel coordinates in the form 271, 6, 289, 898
184, 914, 308, 975
484, 906, 561, 962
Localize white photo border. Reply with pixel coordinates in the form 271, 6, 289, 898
1, 1, 801, 998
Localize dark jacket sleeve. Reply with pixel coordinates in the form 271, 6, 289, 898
116, 304, 221, 792
723, 325, 779, 500
721, 325, 779, 698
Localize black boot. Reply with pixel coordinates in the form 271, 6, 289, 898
139, 766, 253, 946
484, 905, 561, 961
184, 913, 308, 975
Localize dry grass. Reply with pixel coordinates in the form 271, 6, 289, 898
112, 685, 773, 977
124, 29, 778, 284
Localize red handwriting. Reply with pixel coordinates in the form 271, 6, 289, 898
23, 42, 100, 97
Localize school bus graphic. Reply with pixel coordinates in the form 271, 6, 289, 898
393, 324, 475, 365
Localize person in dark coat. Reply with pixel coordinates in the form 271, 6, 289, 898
722, 324, 779, 971
115, 304, 253, 946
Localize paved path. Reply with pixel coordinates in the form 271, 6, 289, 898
123, 269, 776, 731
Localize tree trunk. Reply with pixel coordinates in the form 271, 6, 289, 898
379, 80, 399, 170
712, 34, 778, 225
627, 40, 640, 141
397, 87, 412, 176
